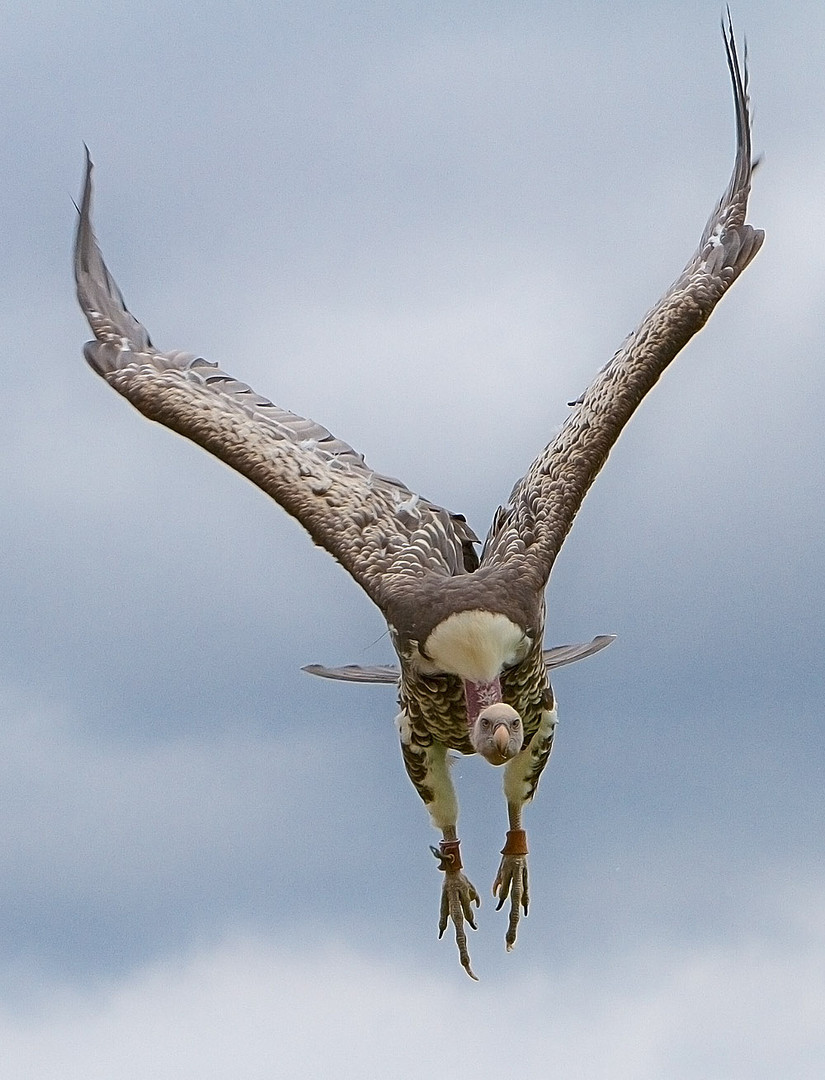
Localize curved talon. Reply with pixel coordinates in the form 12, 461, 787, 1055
493, 853, 529, 952
431, 841, 480, 979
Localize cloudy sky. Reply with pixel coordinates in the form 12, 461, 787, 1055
3, 0, 825, 1075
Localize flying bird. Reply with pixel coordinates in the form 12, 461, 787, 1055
74, 21, 762, 978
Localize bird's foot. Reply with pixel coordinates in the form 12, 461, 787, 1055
492, 829, 529, 951
430, 839, 480, 980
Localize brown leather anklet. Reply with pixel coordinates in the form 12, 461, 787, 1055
501, 829, 529, 856
438, 838, 463, 871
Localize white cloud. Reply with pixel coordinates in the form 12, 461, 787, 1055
4, 902, 825, 1080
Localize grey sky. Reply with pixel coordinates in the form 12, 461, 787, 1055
2, 1, 824, 1075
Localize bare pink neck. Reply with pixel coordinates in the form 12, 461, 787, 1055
463, 679, 503, 727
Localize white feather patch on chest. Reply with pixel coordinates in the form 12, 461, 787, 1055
423, 610, 529, 683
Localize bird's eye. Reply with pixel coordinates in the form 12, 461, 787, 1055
481, 718, 491, 729
512, 718, 521, 729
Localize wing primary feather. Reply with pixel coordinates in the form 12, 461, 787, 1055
75, 147, 153, 355
74, 153, 478, 608
480, 21, 763, 588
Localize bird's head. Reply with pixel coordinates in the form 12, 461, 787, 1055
469, 702, 524, 765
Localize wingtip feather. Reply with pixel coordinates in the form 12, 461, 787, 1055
74, 152, 153, 356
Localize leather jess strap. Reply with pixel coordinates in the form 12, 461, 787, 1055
500, 829, 529, 857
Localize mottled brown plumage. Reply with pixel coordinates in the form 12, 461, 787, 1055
74, 20, 762, 979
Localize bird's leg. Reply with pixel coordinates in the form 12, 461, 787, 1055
430, 826, 480, 981
396, 715, 480, 979
493, 699, 558, 951
492, 802, 529, 951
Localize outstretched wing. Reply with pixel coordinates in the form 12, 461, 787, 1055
481, 19, 763, 589
302, 633, 616, 683
74, 151, 479, 610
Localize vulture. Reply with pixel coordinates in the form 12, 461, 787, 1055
74, 21, 762, 978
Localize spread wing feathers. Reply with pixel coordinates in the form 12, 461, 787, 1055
302, 633, 616, 683
481, 19, 764, 589
74, 151, 479, 610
